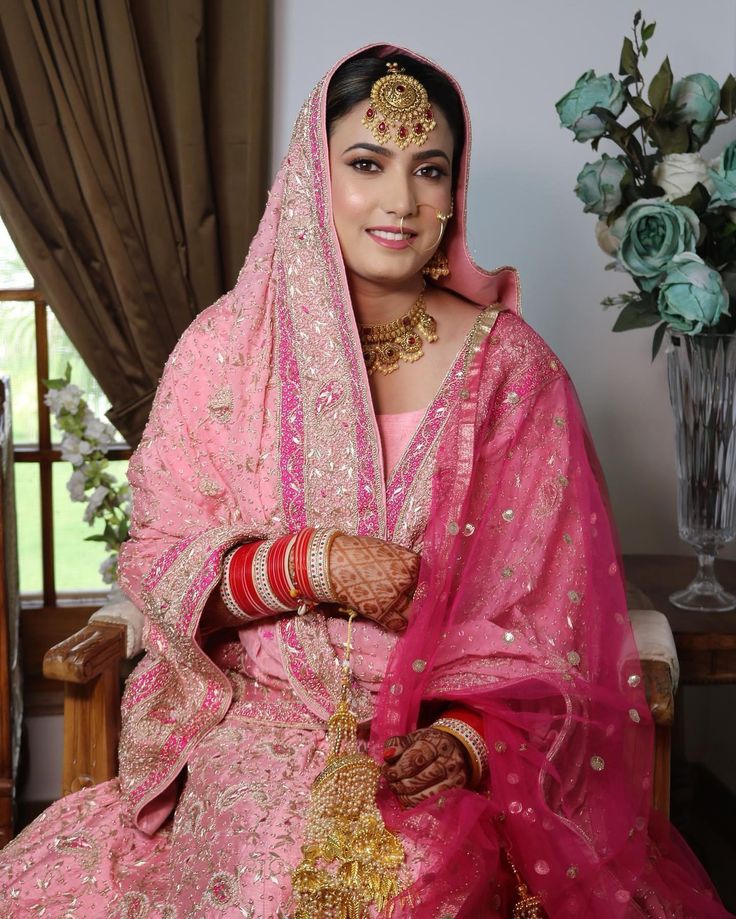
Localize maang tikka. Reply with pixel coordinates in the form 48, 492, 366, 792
362, 62, 436, 149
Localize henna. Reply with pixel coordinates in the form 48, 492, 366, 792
328, 534, 419, 631
383, 728, 469, 807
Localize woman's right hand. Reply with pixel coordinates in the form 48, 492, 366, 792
328, 533, 419, 632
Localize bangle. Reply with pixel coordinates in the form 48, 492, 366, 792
308, 527, 340, 602
292, 527, 317, 602
221, 543, 269, 620
267, 534, 298, 607
252, 539, 293, 613
433, 717, 488, 788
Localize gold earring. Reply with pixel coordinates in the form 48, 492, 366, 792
422, 249, 450, 280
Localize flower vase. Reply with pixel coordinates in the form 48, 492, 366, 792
666, 330, 736, 611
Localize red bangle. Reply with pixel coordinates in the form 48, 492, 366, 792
229, 541, 272, 616
267, 534, 297, 607
291, 527, 317, 601
442, 706, 485, 741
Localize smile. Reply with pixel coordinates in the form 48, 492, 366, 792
366, 227, 416, 249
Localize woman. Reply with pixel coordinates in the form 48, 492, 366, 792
0, 43, 732, 919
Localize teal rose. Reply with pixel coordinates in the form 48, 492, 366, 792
574, 154, 629, 216
611, 198, 700, 291
658, 252, 730, 333
707, 140, 736, 209
555, 70, 626, 142
670, 73, 721, 144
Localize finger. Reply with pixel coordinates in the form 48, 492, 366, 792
382, 730, 423, 764
386, 753, 467, 795
384, 736, 440, 781
397, 773, 467, 809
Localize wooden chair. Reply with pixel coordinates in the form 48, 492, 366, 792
0, 377, 23, 845
43, 587, 679, 816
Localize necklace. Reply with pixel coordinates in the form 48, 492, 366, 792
359, 290, 438, 376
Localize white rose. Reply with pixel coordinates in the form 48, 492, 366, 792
652, 153, 715, 201
66, 469, 87, 502
595, 217, 620, 256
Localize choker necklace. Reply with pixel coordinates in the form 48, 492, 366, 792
359, 291, 438, 376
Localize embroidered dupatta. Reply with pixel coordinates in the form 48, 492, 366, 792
116, 43, 731, 918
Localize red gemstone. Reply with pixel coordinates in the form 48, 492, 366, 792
426, 108, 433, 119
396, 84, 405, 92
401, 316, 411, 326
408, 336, 417, 345
399, 126, 407, 138
378, 122, 386, 132
366, 107, 374, 118
414, 124, 423, 134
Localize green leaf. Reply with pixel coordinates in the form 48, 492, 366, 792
619, 37, 638, 78
671, 181, 711, 215
612, 301, 661, 332
648, 56, 673, 113
84, 534, 109, 543
642, 22, 656, 40
629, 95, 654, 119
651, 321, 667, 360
721, 74, 736, 118
641, 43, 648, 59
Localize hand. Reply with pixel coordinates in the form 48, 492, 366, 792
328, 533, 419, 632
383, 727, 469, 808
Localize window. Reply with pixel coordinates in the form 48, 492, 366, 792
0, 220, 132, 605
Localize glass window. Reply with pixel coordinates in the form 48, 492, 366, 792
0, 301, 38, 445
14, 463, 42, 595
0, 221, 33, 289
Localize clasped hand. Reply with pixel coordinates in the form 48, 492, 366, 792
382, 727, 470, 807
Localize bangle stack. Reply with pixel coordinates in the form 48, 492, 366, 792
433, 717, 489, 788
220, 527, 340, 620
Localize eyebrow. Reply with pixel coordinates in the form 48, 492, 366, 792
341, 142, 451, 164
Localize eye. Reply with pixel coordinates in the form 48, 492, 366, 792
348, 158, 381, 173
415, 164, 447, 179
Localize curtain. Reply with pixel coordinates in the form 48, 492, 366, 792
0, 0, 270, 446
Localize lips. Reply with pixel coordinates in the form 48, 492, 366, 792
366, 225, 416, 250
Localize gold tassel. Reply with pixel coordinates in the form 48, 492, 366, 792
504, 849, 548, 919
291, 612, 405, 919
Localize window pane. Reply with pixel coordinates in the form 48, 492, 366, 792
54, 459, 129, 593
0, 219, 34, 288
0, 301, 38, 445
15, 463, 42, 595
46, 306, 125, 446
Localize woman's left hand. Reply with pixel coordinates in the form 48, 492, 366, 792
383, 727, 469, 808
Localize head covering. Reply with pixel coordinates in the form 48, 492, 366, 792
117, 44, 731, 917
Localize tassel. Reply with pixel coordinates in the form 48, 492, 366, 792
504, 849, 548, 919
291, 611, 405, 918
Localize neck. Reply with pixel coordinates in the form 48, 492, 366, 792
349, 275, 425, 327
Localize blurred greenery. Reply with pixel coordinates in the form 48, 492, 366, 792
0, 220, 128, 595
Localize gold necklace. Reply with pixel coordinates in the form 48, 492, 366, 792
359, 290, 439, 376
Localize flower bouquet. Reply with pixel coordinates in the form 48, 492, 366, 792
44, 364, 130, 587
556, 10, 736, 610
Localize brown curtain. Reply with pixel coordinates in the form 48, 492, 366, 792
0, 0, 270, 446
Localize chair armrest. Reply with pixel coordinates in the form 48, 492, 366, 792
43, 621, 126, 684
629, 608, 680, 693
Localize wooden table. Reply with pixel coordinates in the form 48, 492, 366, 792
623, 554, 736, 685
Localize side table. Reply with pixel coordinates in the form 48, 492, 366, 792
623, 554, 736, 684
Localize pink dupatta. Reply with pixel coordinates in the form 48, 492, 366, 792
116, 44, 731, 917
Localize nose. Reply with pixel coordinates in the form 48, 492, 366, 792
383, 170, 418, 221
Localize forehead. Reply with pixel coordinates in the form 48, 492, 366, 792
329, 99, 454, 156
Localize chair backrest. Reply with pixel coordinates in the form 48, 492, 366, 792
0, 375, 22, 845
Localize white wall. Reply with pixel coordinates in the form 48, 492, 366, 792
272, 0, 736, 560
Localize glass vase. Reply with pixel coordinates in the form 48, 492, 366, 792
666, 329, 736, 611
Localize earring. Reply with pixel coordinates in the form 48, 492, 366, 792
422, 249, 450, 280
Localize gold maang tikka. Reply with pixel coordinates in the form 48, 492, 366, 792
362, 62, 437, 149
290, 610, 406, 919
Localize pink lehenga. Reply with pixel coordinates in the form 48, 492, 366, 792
1, 43, 732, 919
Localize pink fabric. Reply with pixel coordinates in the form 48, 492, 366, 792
0, 42, 732, 919
376, 407, 426, 478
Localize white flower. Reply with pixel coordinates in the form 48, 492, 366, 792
43, 389, 64, 414
595, 217, 620, 256
66, 469, 87, 502
60, 434, 94, 466
83, 485, 109, 523
652, 153, 715, 201
99, 555, 117, 585
56, 384, 83, 413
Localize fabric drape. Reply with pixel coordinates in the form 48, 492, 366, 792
0, 0, 269, 446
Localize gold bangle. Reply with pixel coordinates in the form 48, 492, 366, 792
433, 717, 488, 788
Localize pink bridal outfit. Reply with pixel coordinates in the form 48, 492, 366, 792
1, 43, 732, 919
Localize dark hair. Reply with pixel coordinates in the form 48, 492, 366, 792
326, 51, 464, 187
